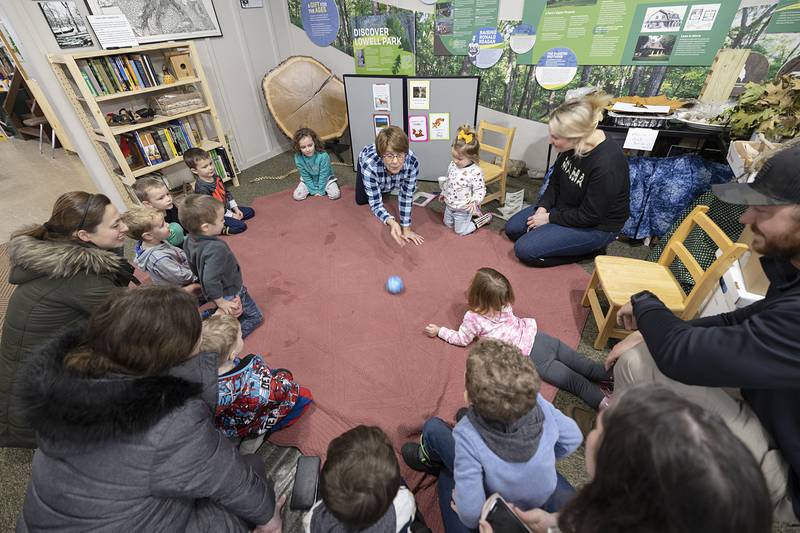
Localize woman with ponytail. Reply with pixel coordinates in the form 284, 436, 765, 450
505, 92, 630, 268
0, 191, 136, 448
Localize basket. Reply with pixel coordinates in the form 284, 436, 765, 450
151, 91, 204, 117
607, 111, 673, 128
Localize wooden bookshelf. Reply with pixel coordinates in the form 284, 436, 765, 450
49, 42, 238, 207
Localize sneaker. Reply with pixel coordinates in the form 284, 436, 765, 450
401, 437, 442, 475
598, 376, 614, 397
473, 213, 492, 229
565, 404, 597, 440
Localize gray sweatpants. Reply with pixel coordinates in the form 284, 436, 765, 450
531, 332, 610, 409
444, 205, 476, 235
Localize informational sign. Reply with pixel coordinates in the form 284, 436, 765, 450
409, 115, 429, 142
372, 83, 391, 111
623, 128, 660, 151
509, 23, 536, 54
409, 80, 430, 109
515, 0, 547, 64
429, 112, 451, 140
352, 12, 416, 75
434, 0, 500, 55
767, 0, 800, 33
301, 0, 340, 47
535, 47, 578, 90
520, 0, 738, 67
87, 14, 139, 49
469, 27, 504, 68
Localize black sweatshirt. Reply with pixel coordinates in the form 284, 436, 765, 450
537, 139, 630, 232
633, 257, 800, 518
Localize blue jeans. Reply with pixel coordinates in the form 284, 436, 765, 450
225, 286, 263, 338
224, 206, 255, 235
422, 417, 574, 532
504, 207, 617, 267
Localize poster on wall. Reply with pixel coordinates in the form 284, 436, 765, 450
429, 112, 450, 140
372, 83, 391, 111
409, 115, 429, 142
39, 1, 93, 48
434, 0, 500, 56
766, 0, 800, 33
373, 114, 390, 135
352, 12, 415, 75
515, 0, 547, 64
302, 0, 340, 46
409, 80, 430, 109
85, 0, 221, 44
535, 47, 578, 90
469, 27, 504, 68
519, 0, 738, 66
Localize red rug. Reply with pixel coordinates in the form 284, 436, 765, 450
228, 187, 590, 530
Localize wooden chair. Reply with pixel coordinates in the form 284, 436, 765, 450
476, 120, 515, 207
581, 205, 748, 349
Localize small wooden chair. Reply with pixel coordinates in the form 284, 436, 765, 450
581, 205, 748, 349
476, 120, 515, 207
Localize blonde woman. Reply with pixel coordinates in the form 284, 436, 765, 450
356, 126, 424, 247
505, 93, 629, 267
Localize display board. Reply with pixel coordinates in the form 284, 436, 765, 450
343, 75, 479, 181
343, 75, 406, 172
518, 0, 739, 67
434, 0, 500, 55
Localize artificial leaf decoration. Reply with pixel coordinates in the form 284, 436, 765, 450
724, 75, 800, 140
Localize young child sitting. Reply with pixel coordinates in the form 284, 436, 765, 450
292, 127, 340, 201
121, 206, 197, 289
402, 339, 582, 531
424, 267, 612, 411
183, 147, 255, 235
180, 194, 264, 337
201, 314, 313, 440
438, 125, 491, 235
304, 425, 417, 533
132, 176, 185, 246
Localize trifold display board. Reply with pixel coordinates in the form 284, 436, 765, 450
344, 75, 480, 181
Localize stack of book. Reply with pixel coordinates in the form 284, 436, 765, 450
118, 118, 200, 169
78, 53, 161, 97
209, 149, 234, 179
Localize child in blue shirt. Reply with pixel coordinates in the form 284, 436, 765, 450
292, 127, 340, 201
402, 338, 582, 532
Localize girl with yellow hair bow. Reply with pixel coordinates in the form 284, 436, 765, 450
438, 125, 492, 236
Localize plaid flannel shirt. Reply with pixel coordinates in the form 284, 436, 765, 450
358, 144, 419, 227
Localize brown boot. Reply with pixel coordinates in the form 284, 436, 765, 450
565, 404, 597, 439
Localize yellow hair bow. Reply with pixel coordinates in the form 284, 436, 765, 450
458, 130, 474, 144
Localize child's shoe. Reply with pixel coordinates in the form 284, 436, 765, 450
598, 376, 614, 397
474, 212, 492, 229
402, 436, 443, 474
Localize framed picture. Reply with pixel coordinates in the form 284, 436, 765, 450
40, 1, 94, 49
373, 114, 390, 136
408, 115, 428, 142
84, 0, 222, 44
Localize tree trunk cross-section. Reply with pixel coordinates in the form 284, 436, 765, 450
262, 56, 348, 141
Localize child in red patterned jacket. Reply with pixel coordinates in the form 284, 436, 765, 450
201, 314, 313, 440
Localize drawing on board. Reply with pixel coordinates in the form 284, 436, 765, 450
641, 6, 687, 33
39, 1, 93, 49
84, 0, 221, 43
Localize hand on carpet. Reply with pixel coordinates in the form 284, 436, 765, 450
402, 227, 424, 245
251, 494, 285, 533
424, 324, 440, 337
387, 219, 406, 247
616, 302, 637, 330
605, 330, 644, 371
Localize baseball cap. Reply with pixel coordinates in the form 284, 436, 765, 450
713, 144, 800, 205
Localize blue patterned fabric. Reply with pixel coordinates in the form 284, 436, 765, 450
358, 144, 419, 227
622, 155, 733, 240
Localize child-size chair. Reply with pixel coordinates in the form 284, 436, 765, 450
477, 120, 515, 207
581, 205, 748, 349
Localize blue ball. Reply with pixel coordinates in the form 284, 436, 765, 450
386, 275, 404, 294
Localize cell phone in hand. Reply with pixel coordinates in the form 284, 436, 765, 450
290, 455, 320, 511
481, 493, 532, 533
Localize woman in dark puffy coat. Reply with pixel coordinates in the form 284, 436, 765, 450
15, 286, 282, 532
0, 191, 136, 448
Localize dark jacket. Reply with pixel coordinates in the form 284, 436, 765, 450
634, 257, 800, 518
183, 234, 242, 301
538, 139, 630, 232
15, 327, 275, 532
0, 236, 134, 448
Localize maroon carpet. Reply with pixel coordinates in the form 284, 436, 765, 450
228, 187, 590, 529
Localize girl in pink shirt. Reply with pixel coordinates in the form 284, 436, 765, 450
424, 267, 611, 409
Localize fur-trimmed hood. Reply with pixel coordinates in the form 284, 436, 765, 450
8, 235, 125, 284
15, 325, 218, 446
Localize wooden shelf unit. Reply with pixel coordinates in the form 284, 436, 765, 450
49, 41, 238, 207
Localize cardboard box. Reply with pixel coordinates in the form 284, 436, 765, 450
700, 245, 766, 317
726, 137, 782, 182
737, 226, 769, 296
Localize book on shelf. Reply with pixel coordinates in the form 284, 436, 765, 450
120, 119, 199, 168
78, 52, 170, 96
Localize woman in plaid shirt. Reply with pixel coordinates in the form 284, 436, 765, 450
355, 126, 425, 247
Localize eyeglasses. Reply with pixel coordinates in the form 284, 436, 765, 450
382, 153, 406, 163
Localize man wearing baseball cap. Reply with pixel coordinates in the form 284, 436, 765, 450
603, 145, 800, 524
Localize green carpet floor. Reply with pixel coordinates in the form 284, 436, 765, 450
1, 147, 796, 532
